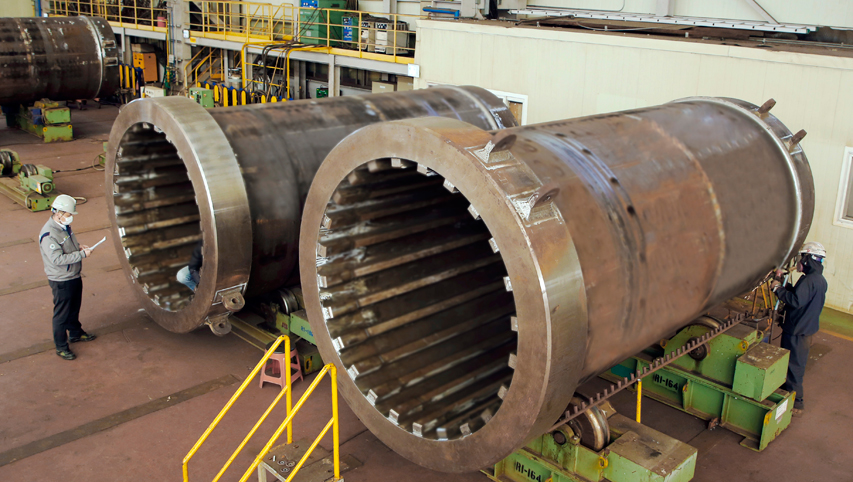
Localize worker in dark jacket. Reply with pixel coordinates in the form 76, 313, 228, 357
39, 195, 97, 361
771, 241, 827, 416
177, 240, 202, 291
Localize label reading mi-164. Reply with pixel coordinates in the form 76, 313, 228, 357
652, 372, 682, 393
510, 458, 550, 482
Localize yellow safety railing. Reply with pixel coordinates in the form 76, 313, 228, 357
50, 0, 420, 72
240, 41, 324, 100
185, 47, 213, 92
294, 7, 418, 59
185, 0, 294, 42
185, 1, 419, 64
182, 335, 292, 482
240, 363, 341, 482
48, 0, 168, 32
195, 50, 222, 87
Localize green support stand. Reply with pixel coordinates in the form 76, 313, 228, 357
485, 414, 697, 482
603, 324, 794, 452
189, 87, 215, 108
7, 100, 73, 143
0, 149, 59, 212
272, 303, 324, 375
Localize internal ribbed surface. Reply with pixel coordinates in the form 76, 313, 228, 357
316, 159, 517, 441
113, 122, 200, 311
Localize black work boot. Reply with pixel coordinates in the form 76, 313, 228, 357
69, 333, 97, 343
792, 400, 804, 417
56, 349, 76, 360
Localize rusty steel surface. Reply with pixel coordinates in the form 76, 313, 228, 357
104, 87, 517, 334
0, 16, 119, 105
298, 97, 814, 472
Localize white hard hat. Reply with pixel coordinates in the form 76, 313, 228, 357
799, 241, 826, 259
51, 194, 78, 214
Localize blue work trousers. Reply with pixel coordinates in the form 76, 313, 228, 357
781, 332, 810, 404
50, 277, 85, 351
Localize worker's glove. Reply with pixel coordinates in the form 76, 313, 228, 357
770, 280, 781, 291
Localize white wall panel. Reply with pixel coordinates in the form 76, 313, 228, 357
523, 0, 853, 29
416, 20, 853, 312
3, 0, 35, 16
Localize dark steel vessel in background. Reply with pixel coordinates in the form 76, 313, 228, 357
298, 97, 814, 472
105, 87, 517, 334
0, 16, 119, 105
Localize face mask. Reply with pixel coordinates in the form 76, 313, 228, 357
59, 215, 73, 226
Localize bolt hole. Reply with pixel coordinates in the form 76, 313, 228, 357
610, 177, 618, 184
626, 205, 636, 215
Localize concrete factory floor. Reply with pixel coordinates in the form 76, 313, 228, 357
1, 107, 852, 481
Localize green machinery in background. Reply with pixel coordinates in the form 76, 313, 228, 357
97, 142, 109, 168
0, 149, 60, 211
189, 87, 215, 108
485, 402, 697, 482
299, 0, 345, 46
270, 288, 324, 375
602, 316, 793, 452
231, 287, 325, 376
2, 99, 73, 143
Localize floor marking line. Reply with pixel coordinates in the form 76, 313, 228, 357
0, 261, 123, 298
0, 374, 239, 467
821, 329, 853, 342
0, 318, 149, 364
0, 279, 48, 297
0, 238, 32, 249
0, 224, 110, 251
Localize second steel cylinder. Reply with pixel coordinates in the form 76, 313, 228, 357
0, 16, 119, 105
105, 87, 517, 334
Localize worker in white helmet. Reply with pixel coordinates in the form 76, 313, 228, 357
771, 241, 828, 416
38, 194, 97, 361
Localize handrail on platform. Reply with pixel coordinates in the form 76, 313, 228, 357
182, 335, 292, 482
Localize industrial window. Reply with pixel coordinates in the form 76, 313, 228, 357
486, 89, 528, 126
833, 147, 853, 228
427, 83, 528, 125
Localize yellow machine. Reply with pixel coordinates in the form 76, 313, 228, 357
132, 50, 158, 83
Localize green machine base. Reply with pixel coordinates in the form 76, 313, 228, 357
0, 150, 59, 212
485, 413, 697, 482
0, 177, 59, 212
271, 288, 325, 375
189, 87, 215, 108
6, 101, 73, 143
602, 323, 794, 452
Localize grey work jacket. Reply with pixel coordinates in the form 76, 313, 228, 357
39, 218, 85, 282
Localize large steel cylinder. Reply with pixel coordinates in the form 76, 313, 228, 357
105, 87, 516, 334
298, 97, 814, 472
0, 16, 119, 105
